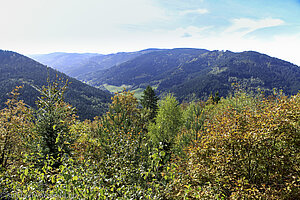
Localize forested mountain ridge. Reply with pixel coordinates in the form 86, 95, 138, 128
0, 50, 112, 120
29, 52, 100, 75
30, 48, 161, 78
79, 48, 300, 101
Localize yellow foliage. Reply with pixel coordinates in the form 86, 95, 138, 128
171, 92, 300, 199
0, 86, 33, 169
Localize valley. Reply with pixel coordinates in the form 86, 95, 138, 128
30, 48, 300, 102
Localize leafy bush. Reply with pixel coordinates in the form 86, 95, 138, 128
1, 84, 299, 199
170, 92, 300, 199
0, 86, 33, 171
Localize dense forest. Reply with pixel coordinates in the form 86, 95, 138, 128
77, 48, 300, 101
1, 81, 299, 199
30, 49, 160, 77
0, 50, 112, 120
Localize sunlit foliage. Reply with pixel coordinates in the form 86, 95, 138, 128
0, 83, 299, 199
34, 78, 77, 167
0, 86, 33, 170
148, 94, 183, 162
170, 91, 300, 199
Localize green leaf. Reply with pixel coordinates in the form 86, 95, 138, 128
73, 176, 79, 181
24, 168, 29, 176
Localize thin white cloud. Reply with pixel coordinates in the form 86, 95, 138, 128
179, 8, 209, 16
163, 26, 212, 39
225, 18, 285, 37
1, 0, 299, 67
133, 22, 300, 66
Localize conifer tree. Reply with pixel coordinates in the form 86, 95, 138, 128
214, 91, 220, 104
35, 78, 76, 167
140, 86, 159, 121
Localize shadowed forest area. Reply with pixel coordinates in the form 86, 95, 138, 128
0, 81, 299, 199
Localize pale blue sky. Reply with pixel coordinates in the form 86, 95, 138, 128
1, 0, 300, 65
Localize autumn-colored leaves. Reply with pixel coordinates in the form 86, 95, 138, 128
0, 83, 299, 199
172, 92, 300, 199
0, 86, 32, 170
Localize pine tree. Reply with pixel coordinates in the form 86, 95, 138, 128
214, 91, 220, 104
140, 86, 159, 121
35, 78, 76, 167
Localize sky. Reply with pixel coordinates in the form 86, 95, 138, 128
1, 0, 300, 65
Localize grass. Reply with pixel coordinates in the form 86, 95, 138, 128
132, 88, 144, 100
103, 84, 132, 93
103, 84, 144, 99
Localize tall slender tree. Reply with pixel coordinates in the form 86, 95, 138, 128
140, 86, 159, 121
35, 78, 76, 167
148, 94, 183, 163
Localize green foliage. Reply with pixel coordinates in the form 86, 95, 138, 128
179, 101, 206, 152
106, 89, 142, 132
0, 86, 33, 171
182, 101, 206, 133
2, 154, 107, 199
35, 78, 77, 166
208, 91, 221, 104
148, 94, 183, 162
140, 85, 159, 121
0, 50, 111, 120
1, 80, 299, 199
170, 92, 300, 199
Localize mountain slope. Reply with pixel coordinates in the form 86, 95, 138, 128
0, 50, 111, 120
29, 52, 100, 75
79, 48, 209, 86
80, 48, 300, 101
30, 49, 161, 78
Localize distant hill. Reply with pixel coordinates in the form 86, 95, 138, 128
0, 50, 112, 120
79, 48, 300, 101
30, 49, 161, 78
29, 52, 100, 75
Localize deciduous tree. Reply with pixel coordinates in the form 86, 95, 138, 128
148, 94, 183, 162
0, 86, 32, 170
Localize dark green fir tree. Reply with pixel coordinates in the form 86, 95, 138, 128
140, 85, 159, 121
